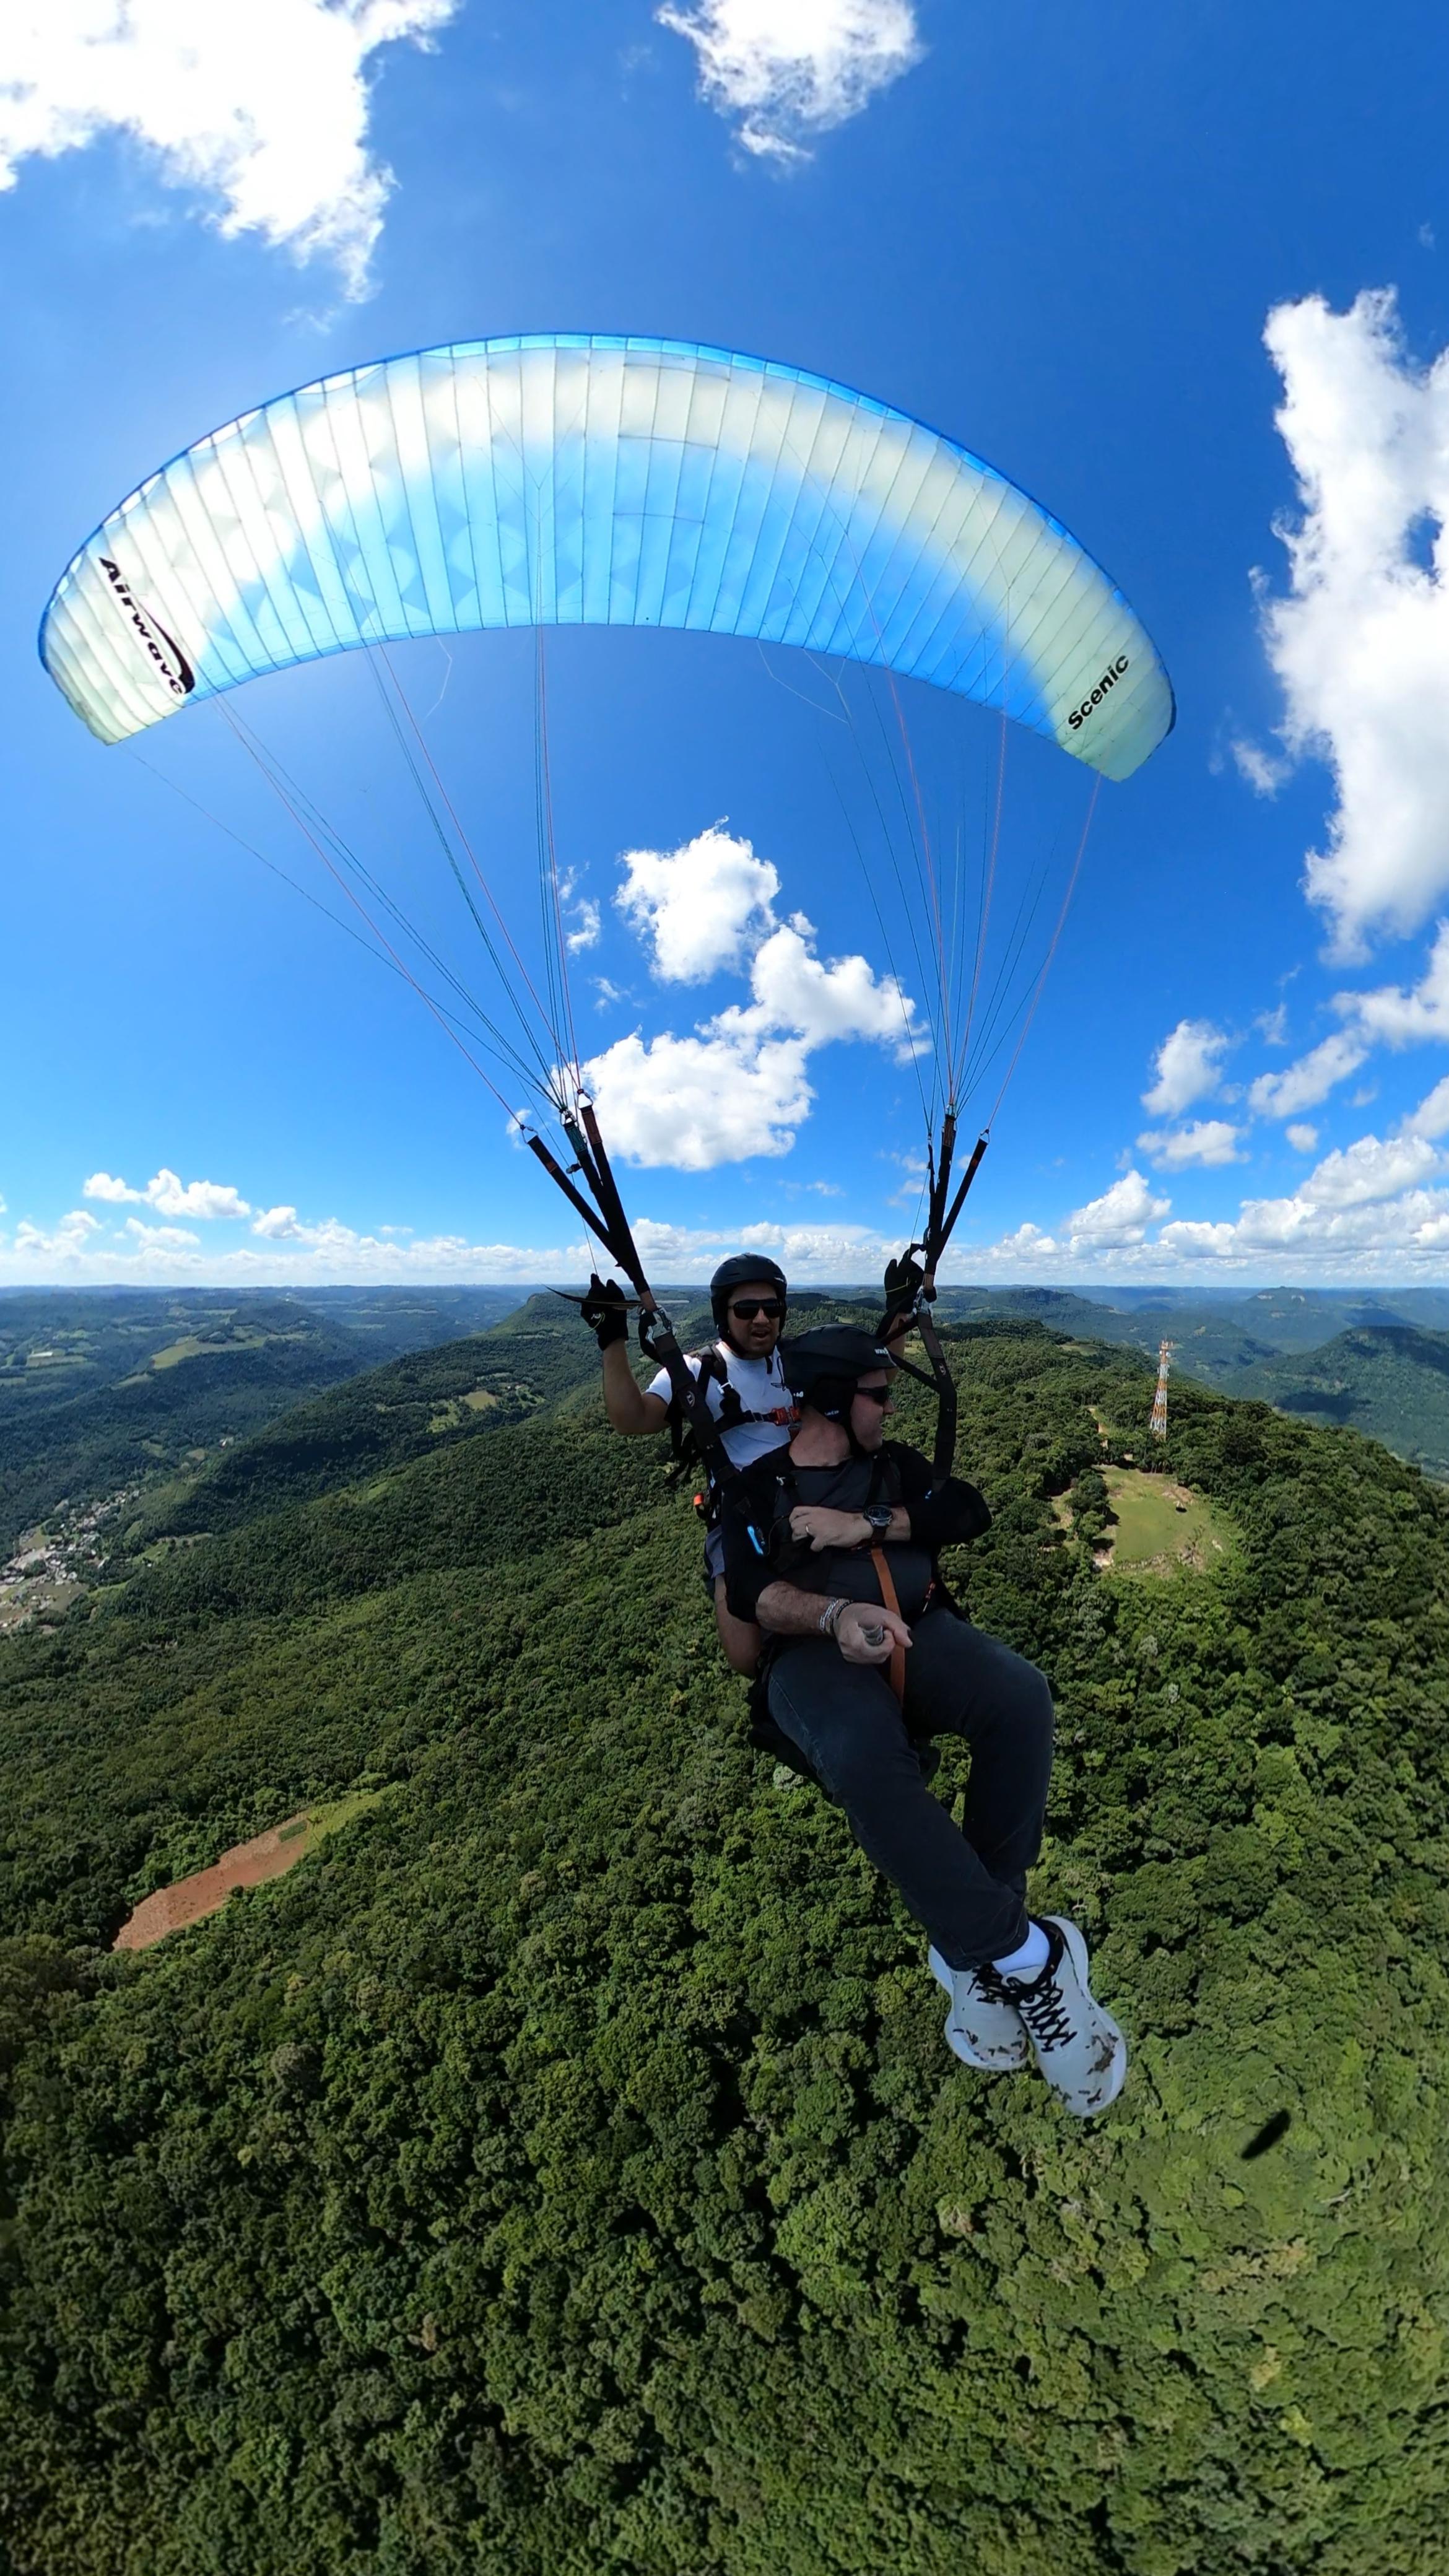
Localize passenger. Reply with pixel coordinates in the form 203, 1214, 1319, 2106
720, 1323, 1128, 2120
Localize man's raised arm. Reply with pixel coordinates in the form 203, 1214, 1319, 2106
581, 1273, 671, 1438
601, 1338, 670, 1437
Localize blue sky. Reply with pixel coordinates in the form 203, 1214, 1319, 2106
6, 0, 1449, 1289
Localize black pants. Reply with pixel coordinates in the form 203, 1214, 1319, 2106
765, 1608, 1055, 1970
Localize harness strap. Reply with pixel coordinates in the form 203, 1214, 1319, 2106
869, 1546, 908, 1706
703, 1344, 796, 1424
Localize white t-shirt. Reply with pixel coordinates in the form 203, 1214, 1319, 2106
646, 1342, 797, 1471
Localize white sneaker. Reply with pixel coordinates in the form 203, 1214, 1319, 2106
979, 1915, 1127, 2118
929, 1945, 1030, 2072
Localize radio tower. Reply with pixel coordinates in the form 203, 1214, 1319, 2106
1150, 1339, 1174, 1440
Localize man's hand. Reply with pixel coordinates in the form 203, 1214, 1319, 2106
789, 1503, 872, 1552
835, 1602, 913, 1666
580, 1272, 630, 1351
882, 1247, 924, 1329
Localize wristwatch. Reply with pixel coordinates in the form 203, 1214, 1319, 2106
863, 1505, 893, 1537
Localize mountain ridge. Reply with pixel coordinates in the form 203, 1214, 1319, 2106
1221, 1320, 1449, 1479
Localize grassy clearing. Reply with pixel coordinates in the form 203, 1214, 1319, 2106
147, 1337, 210, 1371
428, 1386, 506, 1431
1099, 1468, 1235, 1577
134, 1328, 308, 1377
148, 1332, 268, 1372
305, 1787, 392, 1844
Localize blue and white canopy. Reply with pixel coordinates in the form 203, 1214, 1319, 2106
40, 333, 1173, 781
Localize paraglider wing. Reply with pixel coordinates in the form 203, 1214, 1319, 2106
40, 335, 1172, 782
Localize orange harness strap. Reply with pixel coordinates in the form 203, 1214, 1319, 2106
869, 1546, 908, 1706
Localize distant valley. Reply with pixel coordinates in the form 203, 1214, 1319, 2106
935, 1284, 1449, 1482
0, 1283, 528, 1556
7, 1282, 1449, 1588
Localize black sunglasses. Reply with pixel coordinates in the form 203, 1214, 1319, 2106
852, 1383, 894, 1406
729, 1299, 786, 1321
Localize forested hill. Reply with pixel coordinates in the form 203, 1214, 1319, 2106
2, 1319, 1449, 2574
124, 1294, 612, 1545
0, 1287, 525, 1556
1222, 1323, 1449, 1482
934, 1293, 1449, 1484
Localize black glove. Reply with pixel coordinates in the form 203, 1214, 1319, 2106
580, 1272, 629, 1351
882, 1248, 925, 1325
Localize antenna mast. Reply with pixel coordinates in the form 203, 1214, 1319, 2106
1150, 1339, 1174, 1441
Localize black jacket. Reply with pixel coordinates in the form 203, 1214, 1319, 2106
720, 1437, 990, 1627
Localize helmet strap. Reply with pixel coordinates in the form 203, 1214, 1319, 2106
807, 1375, 869, 1456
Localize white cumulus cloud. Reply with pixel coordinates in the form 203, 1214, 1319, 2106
1251, 288, 1449, 954
1136, 1119, 1245, 1169
0, 0, 457, 297
147, 1168, 253, 1221
0, 1196, 924, 1290
85, 1167, 251, 1219
1300, 1131, 1442, 1207
9, 1211, 102, 1263
1344, 918, 1449, 1048
1285, 1122, 1319, 1152
721, 920, 916, 1053
988, 1222, 1060, 1263
949, 1101, 1449, 1281
1141, 1019, 1230, 1118
1164, 1186, 1449, 1265
1064, 1170, 1172, 1250
122, 1218, 202, 1246
595, 825, 919, 1166
657, 0, 921, 160
1146, 1114, 1449, 1273
565, 899, 601, 955
616, 825, 780, 982
583, 1027, 815, 1170
1154, 1219, 1241, 1261
1247, 1031, 1368, 1119
1404, 1073, 1449, 1138
1231, 739, 1292, 797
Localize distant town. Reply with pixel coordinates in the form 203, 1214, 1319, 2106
0, 1486, 140, 1634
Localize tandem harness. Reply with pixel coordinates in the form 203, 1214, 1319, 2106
667, 1344, 799, 1523
739, 1450, 945, 1793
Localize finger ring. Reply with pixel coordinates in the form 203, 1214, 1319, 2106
861, 1623, 886, 1646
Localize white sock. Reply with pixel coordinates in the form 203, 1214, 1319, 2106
991, 1920, 1050, 1982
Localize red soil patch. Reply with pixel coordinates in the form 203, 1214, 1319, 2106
114, 1813, 312, 1951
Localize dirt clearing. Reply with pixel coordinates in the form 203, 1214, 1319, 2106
114, 1791, 386, 1950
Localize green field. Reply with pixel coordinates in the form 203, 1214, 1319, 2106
1099, 1466, 1236, 1573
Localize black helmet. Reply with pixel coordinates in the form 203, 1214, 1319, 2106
779, 1324, 897, 1421
710, 1253, 788, 1335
